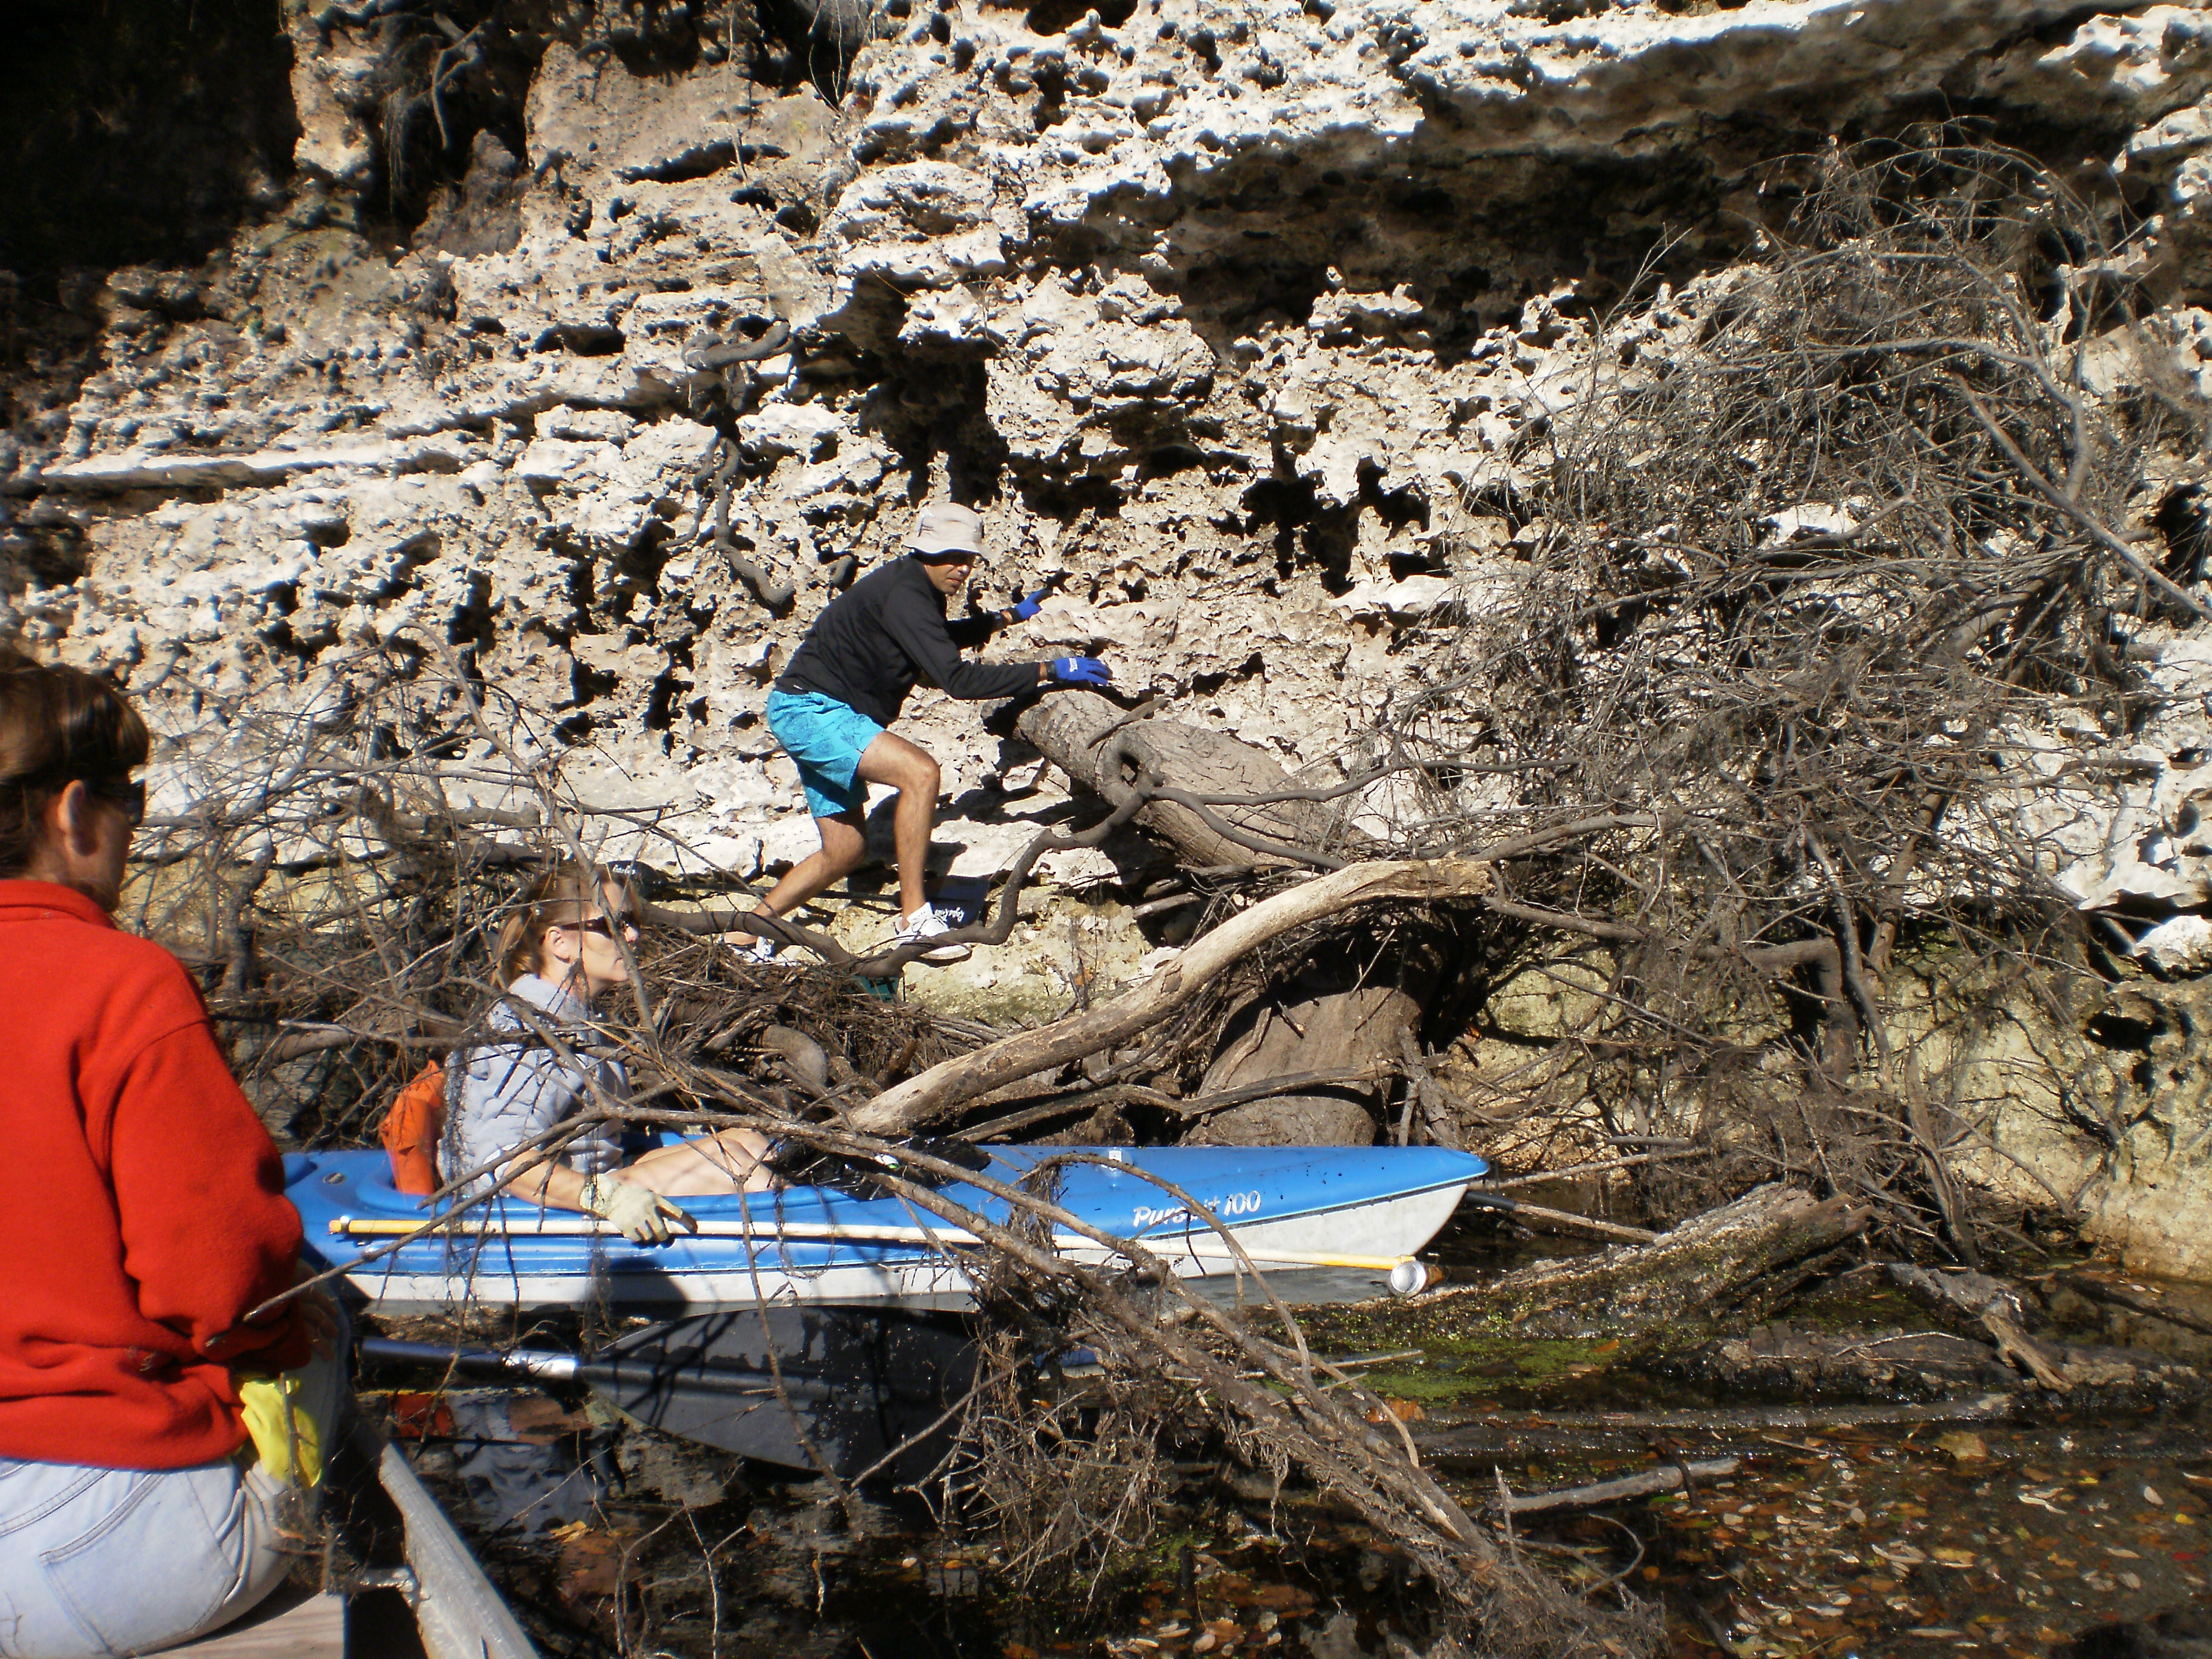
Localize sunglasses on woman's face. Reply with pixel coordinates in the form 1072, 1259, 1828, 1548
562, 916, 630, 938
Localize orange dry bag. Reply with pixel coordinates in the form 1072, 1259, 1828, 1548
380, 1062, 447, 1195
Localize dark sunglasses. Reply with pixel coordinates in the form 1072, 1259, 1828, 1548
86, 778, 147, 828
559, 916, 629, 938
915, 549, 980, 566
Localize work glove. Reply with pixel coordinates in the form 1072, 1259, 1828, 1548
1050, 656, 1113, 687
579, 1174, 696, 1244
235, 1372, 325, 1488
1011, 571, 1066, 621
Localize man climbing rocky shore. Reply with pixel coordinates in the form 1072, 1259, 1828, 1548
732, 502, 1112, 965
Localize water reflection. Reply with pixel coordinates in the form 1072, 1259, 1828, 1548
440, 1390, 610, 1536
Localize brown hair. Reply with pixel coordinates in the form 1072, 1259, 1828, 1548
495, 859, 638, 983
0, 643, 152, 879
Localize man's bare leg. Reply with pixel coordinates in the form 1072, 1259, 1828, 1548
851, 729, 940, 921
730, 811, 864, 948
731, 730, 939, 947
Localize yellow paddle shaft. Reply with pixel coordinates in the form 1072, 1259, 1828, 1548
327, 1215, 1413, 1273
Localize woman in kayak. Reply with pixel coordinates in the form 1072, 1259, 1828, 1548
0, 646, 337, 1657
442, 861, 774, 1244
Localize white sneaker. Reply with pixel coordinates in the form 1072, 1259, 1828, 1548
888, 904, 971, 963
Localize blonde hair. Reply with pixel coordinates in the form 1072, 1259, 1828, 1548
496, 860, 637, 983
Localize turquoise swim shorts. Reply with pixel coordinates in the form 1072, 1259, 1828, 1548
765, 688, 884, 819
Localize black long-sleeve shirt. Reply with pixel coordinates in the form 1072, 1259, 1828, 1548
775, 555, 1043, 726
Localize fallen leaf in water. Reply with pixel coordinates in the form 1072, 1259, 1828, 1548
1192, 1638, 1216, 1655
1930, 1547, 1976, 1566
1366, 1399, 1425, 1423
508, 1392, 595, 1443
2145, 1486, 2166, 1506
1936, 1432, 1988, 1463
1908, 1630, 1964, 1639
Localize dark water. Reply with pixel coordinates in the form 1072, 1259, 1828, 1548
357, 1207, 2212, 1657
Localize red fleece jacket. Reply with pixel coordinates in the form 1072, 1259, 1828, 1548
0, 881, 309, 1469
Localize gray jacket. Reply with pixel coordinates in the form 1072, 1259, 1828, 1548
440, 973, 627, 1195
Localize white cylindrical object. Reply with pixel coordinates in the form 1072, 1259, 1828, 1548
1388, 1259, 1432, 1298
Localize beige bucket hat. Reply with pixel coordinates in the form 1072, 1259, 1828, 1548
908, 502, 985, 558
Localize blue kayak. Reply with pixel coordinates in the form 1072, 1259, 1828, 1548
288, 1143, 1487, 1313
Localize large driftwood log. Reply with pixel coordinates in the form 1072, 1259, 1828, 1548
1007, 692, 1420, 1143
1420, 1185, 1867, 1339
849, 858, 1493, 1135
1011, 690, 1375, 870
1188, 972, 1426, 1147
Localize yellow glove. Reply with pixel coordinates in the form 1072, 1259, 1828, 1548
235, 1372, 323, 1488
579, 1174, 696, 1244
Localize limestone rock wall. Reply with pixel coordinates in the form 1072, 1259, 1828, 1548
12, 0, 2212, 1262
14, 1, 2212, 882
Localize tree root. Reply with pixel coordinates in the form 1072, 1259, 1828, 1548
682, 319, 792, 371
702, 434, 795, 614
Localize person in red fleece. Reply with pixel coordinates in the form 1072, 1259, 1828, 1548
0, 646, 329, 1656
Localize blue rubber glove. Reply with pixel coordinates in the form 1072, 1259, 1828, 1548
1050, 657, 1113, 687
1012, 588, 1051, 622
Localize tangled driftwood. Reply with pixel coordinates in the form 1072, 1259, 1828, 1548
849, 858, 1494, 1134
1422, 1185, 1869, 1336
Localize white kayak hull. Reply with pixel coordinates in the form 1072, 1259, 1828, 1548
288, 1145, 1484, 1314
